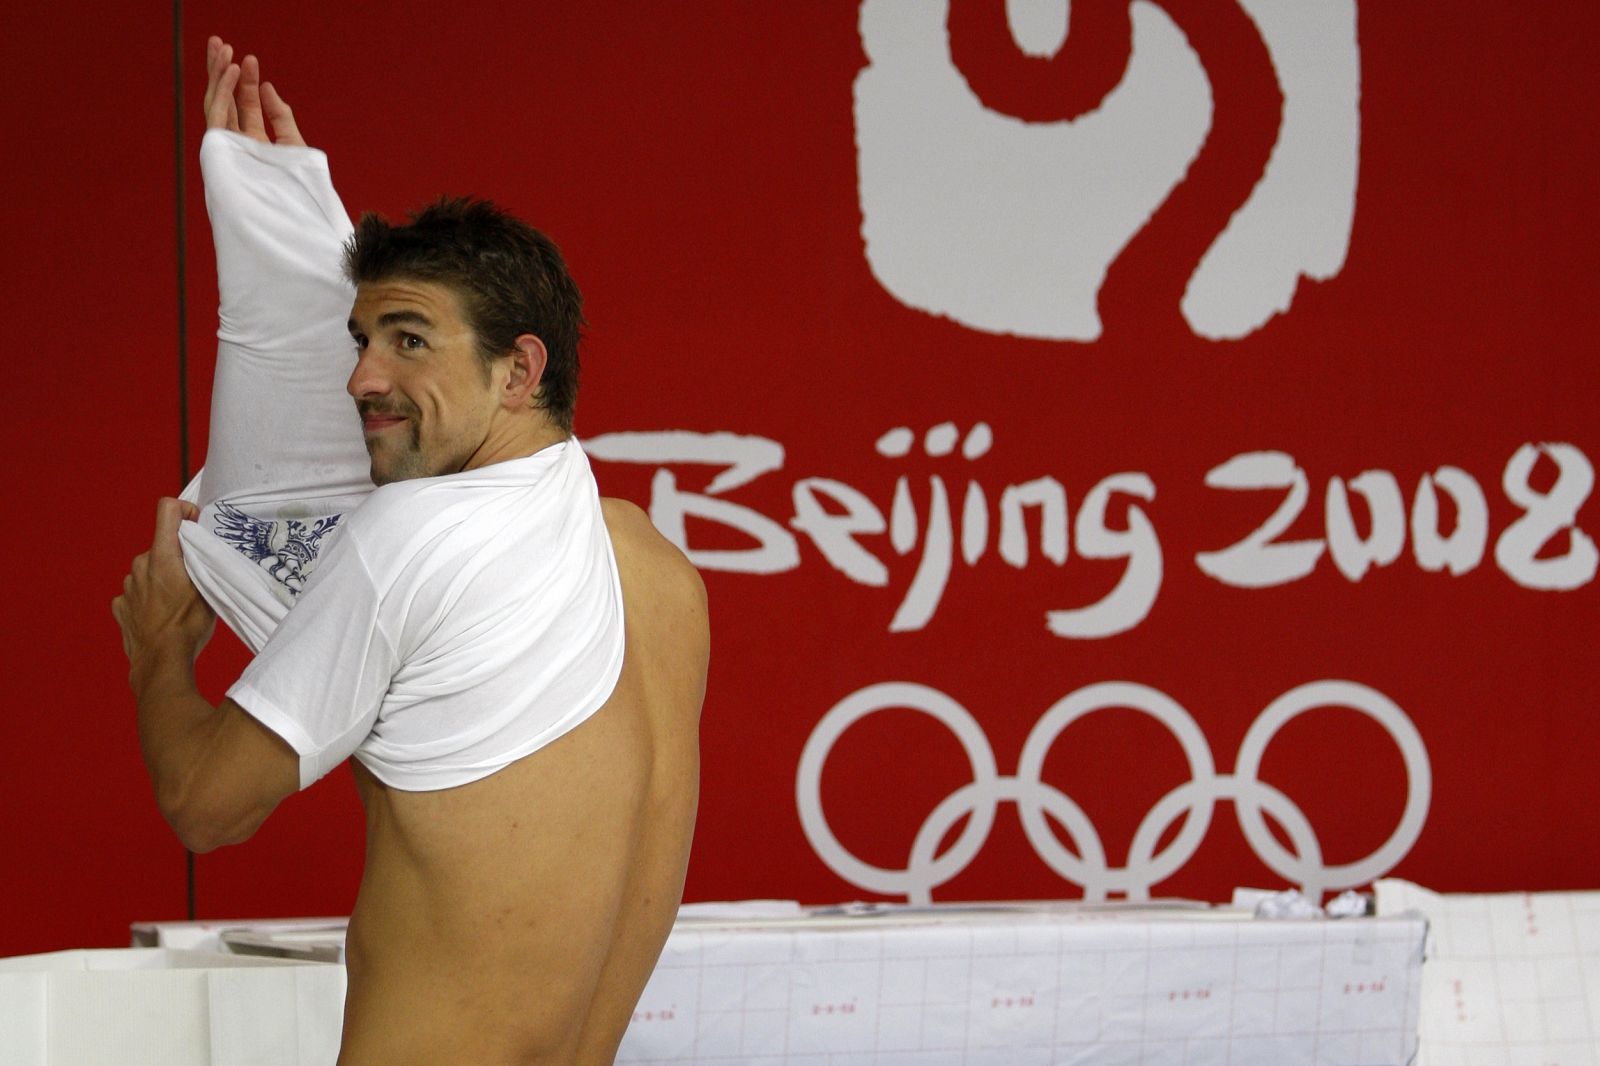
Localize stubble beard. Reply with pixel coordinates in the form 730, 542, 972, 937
359, 400, 426, 485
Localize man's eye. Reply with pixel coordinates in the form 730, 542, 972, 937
351, 334, 368, 351
401, 333, 426, 350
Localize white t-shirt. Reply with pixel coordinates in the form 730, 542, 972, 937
177, 130, 624, 792
228, 438, 626, 792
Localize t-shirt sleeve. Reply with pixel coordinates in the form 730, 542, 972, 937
227, 527, 398, 790
194, 129, 373, 515
200, 128, 355, 356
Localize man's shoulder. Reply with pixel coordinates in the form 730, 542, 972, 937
336, 477, 484, 575
342, 479, 433, 538
599, 498, 706, 615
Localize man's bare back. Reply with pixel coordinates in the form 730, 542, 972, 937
338, 499, 706, 1065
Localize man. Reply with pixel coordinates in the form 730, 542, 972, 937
112, 38, 707, 1065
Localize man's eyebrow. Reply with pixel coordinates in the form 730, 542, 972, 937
347, 310, 436, 334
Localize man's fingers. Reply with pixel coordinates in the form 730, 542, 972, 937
207, 62, 242, 131
237, 54, 269, 142
209, 39, 230, 84
203, 41, 235, 129
152, 498, 187, 555
260, 82, 307, 147
203, 38, 223, 108
111, 595, 130, 653
203, 38, 218, 111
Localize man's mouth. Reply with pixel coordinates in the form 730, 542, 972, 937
359, 405, 411, 433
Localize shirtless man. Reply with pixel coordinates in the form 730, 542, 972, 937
111, 38, 707, 1065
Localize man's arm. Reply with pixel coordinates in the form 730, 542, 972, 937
113, 499, 299, 853
106, 40, 323, 853
191, 36, 371, 521
201, 34, 354, 350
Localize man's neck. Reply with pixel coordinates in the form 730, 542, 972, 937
462, 416, 570, 473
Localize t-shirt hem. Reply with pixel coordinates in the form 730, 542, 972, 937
353, 636, 626, 793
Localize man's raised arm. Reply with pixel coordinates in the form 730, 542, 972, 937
200, 37, 355, 360
184, 35, 370, 543
111, 39, 343, 853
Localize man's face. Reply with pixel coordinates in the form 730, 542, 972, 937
346, 279, 500, 485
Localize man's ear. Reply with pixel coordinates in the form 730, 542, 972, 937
504, 334, 549, 409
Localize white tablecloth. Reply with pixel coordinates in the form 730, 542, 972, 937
136, 903, 1425, 1065
1376, 879, 1600, 1066
622, 906, 1423, 1065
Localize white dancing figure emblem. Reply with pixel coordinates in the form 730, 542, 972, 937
853, 0, 1361, 341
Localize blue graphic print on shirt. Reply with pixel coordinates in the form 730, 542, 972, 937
211, 501, 343, 598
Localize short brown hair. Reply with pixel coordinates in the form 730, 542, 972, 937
344, 197, 584, 432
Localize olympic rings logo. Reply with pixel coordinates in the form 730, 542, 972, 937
796, 680, 1430, 903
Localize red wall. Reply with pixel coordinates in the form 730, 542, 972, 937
5, 3, 188, 954
5, 1, 1596, 957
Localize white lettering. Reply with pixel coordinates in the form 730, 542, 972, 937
1496, 443, 1598, 590
791, 478, 888, 586
1326, 471, 1405, 582
1196, 452, 1324, 587
588, 430, 1593, 638
585, 431, 799, 574
961, 482, 989, 566
649, 469, 800, 574
1047, 473, 1161, 638
962, 424, 996, 567
1411, 467, 1487, 575
889, 473, 947, 630
999, 477, 1068, 569
890, 475, 917, 556
892, 477, 954, 632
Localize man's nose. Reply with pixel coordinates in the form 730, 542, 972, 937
346, 350, 392, 399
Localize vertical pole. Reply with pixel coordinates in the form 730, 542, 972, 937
171, 0, 197, 924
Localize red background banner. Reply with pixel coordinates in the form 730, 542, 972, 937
4, 0, 1595, 956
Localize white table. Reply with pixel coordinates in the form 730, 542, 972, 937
136, 902, 1425, 1065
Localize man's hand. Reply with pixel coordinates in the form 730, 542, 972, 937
115, 496, 299, 854
112, 499, 216, 691
203, 35, 306, 147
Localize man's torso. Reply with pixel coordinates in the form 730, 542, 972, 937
335, 498, 707, 1065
